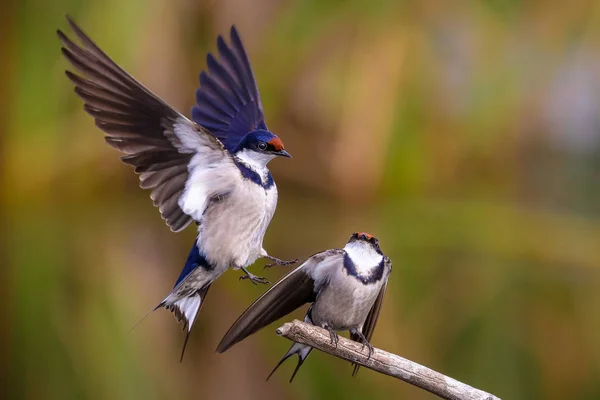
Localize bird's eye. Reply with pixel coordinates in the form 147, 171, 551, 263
258, 142, 268, 151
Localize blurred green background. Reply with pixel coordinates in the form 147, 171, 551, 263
2, 0, 600, 399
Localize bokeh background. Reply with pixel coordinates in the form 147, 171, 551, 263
2, 0, 600, 399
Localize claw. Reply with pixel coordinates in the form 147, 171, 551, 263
239, 267, 270, 285
325, 326, 339, 348
362, 341, 374, 359
263, 256, 299, 269
351, 329, 374, 359
239, 274, 270, 285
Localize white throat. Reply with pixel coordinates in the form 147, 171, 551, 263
235, 149, 275, 178
344, 240, 383, 275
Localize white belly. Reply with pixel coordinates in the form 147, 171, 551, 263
196, 180, 277, 270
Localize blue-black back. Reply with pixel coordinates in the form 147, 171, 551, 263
175, 242, 211, 287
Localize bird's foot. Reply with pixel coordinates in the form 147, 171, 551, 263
239, 267, 270, 286
351, 329, 374, 359
263, 255, 299, 269
361, 341, 374, 359
325, 326, 339, 348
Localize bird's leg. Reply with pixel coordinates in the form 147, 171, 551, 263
324, 325, 339, 348
263, 254, 299, 269
350, 328, 374, 359
239, 266, 270, 285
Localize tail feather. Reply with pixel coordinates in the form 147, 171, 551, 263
166, 295, 202, 330
267, 342, 313, 383
180, 329, 192, 363
128, 302, 164, 333
162, 284, 211, 362
131, 241, 215, 361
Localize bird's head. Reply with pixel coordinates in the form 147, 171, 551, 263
234, 130, 291, 169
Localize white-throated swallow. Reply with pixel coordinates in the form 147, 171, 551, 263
217, 232, 391, 381
58, 16, 297, 360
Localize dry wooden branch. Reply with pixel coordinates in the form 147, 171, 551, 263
276, 320, 501, 400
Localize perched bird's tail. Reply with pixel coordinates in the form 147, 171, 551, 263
267, 342, 313, 383
266, 312, 315, 382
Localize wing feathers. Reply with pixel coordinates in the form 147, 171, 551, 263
150, 173, 188, 205
61, 48, 129, 94
59, 16, 237, 232
351, 281, 388, 377
139, 164, 188, 189
104, 137, 168, 154
67, 72, 137, 109
362, 283, 387, 344
120, 149, 189, 168
206, 52, 246, 104
198, 70, 238, 112
229, 26, 261, 104
191, 26, 266, 152
216, 266, 316, 353
168, 208, 191, 231
217, 250, 344, 353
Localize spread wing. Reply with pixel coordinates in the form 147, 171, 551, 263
351, 256, 391, 376
217, 249, 344, 353
190, 26, 266, 153
58, 16, 239, 232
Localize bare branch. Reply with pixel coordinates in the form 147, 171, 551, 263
276, 320, 501, 400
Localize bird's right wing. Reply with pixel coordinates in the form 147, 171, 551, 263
217, 249, 344, 353
58, 16, 240, 232
351, 256, 391, 376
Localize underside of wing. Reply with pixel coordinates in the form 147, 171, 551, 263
191, 26, 266, 153
217, 249, 344, 353
58, 16, 229, 232
217, 268, 316, 353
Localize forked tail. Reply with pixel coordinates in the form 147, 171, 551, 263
161, 284, 212, 362
267, 342, 313, 383
267, 312, 315, 382
158, 242, 215, 361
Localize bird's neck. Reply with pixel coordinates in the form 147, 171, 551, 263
234, 149, 274, 180
344, 241, 383, 276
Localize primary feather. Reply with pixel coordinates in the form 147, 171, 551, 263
191, 26, 267, 153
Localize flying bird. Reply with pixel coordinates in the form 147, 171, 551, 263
57, 16, 297, 360
217, 232, 391, 381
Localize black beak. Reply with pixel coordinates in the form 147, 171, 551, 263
277, 149, 292, 158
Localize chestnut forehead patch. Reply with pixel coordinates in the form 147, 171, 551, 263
268, 137, 284, 151
357, 232, 374, 240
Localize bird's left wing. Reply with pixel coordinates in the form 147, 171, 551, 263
351, 256, 391, 376
217, 249, 344, 353
58, 16, 239, 232
191, 26, 266, 153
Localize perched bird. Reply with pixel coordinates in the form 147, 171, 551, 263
217, 232, 392, 381
57, 16, 297, 359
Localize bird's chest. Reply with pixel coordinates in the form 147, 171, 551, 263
312, 271, 382, 330
198, 179, 277, 268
